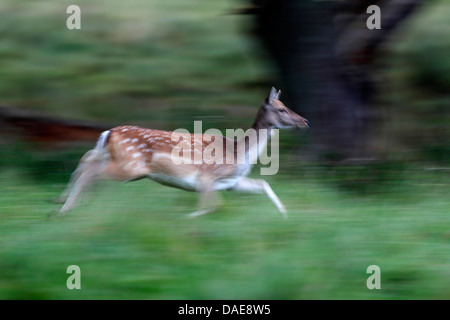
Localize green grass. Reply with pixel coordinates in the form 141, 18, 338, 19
0, 164, 449, 300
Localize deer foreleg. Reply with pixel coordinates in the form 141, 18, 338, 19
188, 180, 222, 218
230, 177, 287, 218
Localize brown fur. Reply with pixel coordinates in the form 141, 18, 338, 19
57, 88, 309, 216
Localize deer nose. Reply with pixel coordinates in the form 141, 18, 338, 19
303, 118, 310, 128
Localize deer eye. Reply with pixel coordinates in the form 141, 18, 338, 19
278, 109, 287, 113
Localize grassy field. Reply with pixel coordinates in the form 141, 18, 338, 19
0, 0, 449, 300
0, 162, 449, 300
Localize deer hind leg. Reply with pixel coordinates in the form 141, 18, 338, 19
57, 150, 95, 204
58, 150, 108, 214
229, 177, 287, 218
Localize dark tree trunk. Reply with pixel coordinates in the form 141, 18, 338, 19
247, 0, 423, 161
0, 106, 110, 148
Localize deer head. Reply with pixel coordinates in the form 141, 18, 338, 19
261, 87, 309, 129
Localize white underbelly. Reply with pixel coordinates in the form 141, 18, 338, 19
148, 164, 252, 192
148, 173, 198, 191
212, 176, 243, 191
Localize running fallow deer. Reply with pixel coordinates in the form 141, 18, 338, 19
57, 88, 309, 217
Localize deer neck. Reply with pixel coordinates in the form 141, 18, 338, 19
251, 107, 273, 132
239, 108, 274, 165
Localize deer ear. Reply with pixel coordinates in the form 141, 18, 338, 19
276, 90, 282, 99
269, 87, 278, 103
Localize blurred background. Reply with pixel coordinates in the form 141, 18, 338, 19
0, 0, 449, 299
